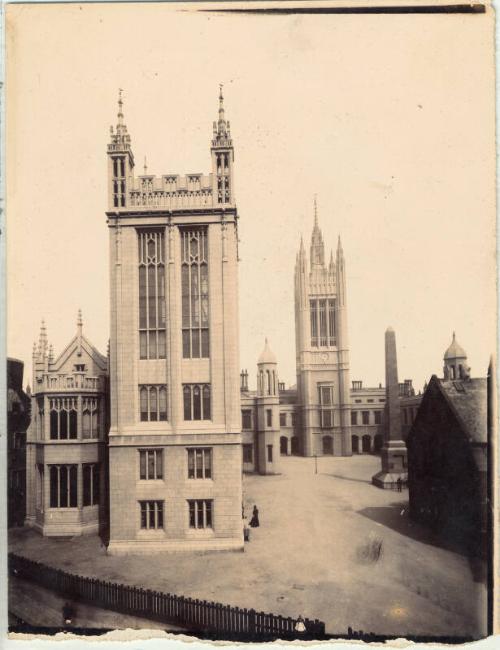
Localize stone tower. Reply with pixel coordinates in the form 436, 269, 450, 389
106, 89, 243, 554
294, 199, 351, 457
372, 327, 408, 488
443, 332, 470, 380
255, 339, 280, 474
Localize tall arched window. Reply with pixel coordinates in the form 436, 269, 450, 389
138, 231, 166, 360
181, 229, 209, 359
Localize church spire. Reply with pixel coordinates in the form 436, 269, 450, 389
310, 197, 325, 269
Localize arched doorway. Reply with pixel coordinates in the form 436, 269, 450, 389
291, 436, 300, 455
362, 435, 371, 453
322, 435, 333, 455
374, 434, 383, 453
280, 436, 288, 455
352, 435, 359, 453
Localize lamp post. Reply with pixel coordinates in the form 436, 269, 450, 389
314, 454, 318, 474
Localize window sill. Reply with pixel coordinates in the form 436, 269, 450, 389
137, 529, 166, 539
186, 527, 214, 538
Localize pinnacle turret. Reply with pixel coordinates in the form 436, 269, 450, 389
38, 320, 48, 360
212, 85, 232, 147
108, 88, 132, 152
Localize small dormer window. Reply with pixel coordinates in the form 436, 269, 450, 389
75, 364, 86, 372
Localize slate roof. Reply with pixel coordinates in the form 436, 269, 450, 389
439, 377, 487, 444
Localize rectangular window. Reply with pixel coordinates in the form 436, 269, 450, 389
183, 384, 211, 421
280, 413, 287, 427
374, 411, 382, 425
242, 444, 253, 463
321, 410, 334, 428
310, 298, 336, 347
139, 385, 167, 421
188, 499, 213, 529
362, 411, 370, 425
310, 299, 318, 347
138, 231, 166, 360
328, 299, 336, 346
367, 399, 374, 403
181, 229, 209, 359
187, 448, 212, 479
291, 413, 297, 427
351, 411, 358, 425
49, 397, 78, 440
113, 155, 126, 207
139, 449, 163, 480
83, 463, 100, 506
49, 464, 77, 508
319, 385, 334, 429
267, 445, 273, 463
140, 501, 164, 530
266, 409, 272, 427
241, 410, 252, 429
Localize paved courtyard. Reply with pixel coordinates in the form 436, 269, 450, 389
9, 455, 487, 638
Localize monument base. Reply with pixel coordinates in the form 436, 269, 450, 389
372, 470, 408, 489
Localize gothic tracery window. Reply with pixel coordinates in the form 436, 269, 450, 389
82, 397, 99, 439
138, 231, 166, 360
181, 229, 209, 359
49, 397, 78, 440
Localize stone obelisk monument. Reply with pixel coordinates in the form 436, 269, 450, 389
372, 327, 408, 488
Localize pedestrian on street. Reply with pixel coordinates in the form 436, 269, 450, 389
397, 477, 402, 492
250, 504, 260, 527
62, 602, 75, 626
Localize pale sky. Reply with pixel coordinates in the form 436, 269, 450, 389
6, 3, 497, 392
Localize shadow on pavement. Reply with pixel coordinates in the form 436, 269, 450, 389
357, 503, 487, 585
324, 473, 373, 485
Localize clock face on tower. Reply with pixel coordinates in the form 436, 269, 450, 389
320, 352, 329, 363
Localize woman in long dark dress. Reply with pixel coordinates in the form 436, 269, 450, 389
249, 505, 260, 527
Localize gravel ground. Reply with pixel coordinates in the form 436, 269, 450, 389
9, 455, 487, 639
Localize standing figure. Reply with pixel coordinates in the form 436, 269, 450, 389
250, 505, 260, 527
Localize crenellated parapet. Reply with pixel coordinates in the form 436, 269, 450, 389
107, 86, 235, 213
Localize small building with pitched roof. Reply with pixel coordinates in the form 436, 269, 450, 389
25, 312, 109, 537
407, 338, 489, 556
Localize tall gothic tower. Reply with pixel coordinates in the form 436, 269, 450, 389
106, 89, 242, 554
294, 200, 351, 457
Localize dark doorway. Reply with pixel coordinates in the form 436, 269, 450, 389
362, 435, 371, 453
322, 435, 333, 455
280, 436, 288, 455
291, 436, 300, 455
374, 434, 383, 453
352, 435, 359, 453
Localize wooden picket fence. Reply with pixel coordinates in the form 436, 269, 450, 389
9, 553, 325, 640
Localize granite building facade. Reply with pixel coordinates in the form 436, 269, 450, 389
106, 89, 243, 553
